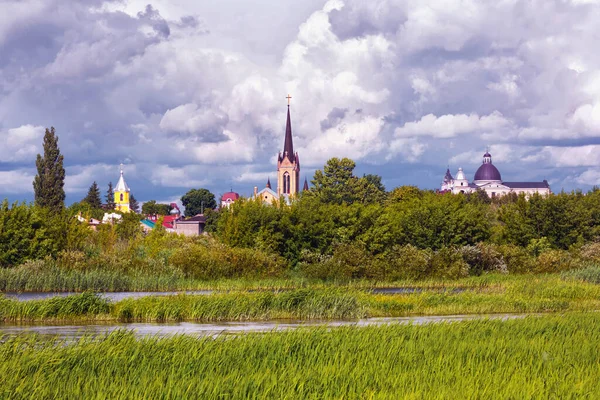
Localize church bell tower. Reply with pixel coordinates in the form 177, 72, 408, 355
114, 164, 131, 213
277, 95, 300, 197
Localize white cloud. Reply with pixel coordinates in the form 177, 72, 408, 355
160, 103, 228, 139
388, 138, 427, 163
0, 125, 44, 162
0, 169, 35, 194
150, 165, 209, 188
576, 169, 600, 185
542, 145, 600, 167
396, 112, 513, 139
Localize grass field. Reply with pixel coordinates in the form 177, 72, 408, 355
1, 313, 599, 399
2, 274, 600, 322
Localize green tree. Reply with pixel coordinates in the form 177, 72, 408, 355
33, 127, 66, 212
106, 182, 116, 210
129, 194, 140, 213
311, 157, 358, 204
141, 200, 171, 215
181, 188, 216, 216
82, 181, 102, 209
355, 174, 387, 204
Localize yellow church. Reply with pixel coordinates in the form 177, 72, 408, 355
254, 96, 308, 203
114, 164, 131, 212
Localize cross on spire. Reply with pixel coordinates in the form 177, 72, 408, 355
120, 163, 124, 175
286, 94, 292, 106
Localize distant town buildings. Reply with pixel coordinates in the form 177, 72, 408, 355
441, 151, 551, 197
221, 191, 240, 208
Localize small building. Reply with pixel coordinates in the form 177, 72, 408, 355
441, 151, 551, 198
173, 214, 206, 236
254, 178, 279, 204
221, 191, 240, 208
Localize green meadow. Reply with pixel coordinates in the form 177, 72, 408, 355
2, 313, 599, 399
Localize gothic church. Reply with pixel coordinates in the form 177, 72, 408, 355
255, 97, 308, 203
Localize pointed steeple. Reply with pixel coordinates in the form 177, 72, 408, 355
303, 177, 309, 191
115, 164, 130, 192
266, 177, 271, 189
282, 105, 295, 162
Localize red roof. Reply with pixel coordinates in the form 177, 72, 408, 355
222, 192, 240, 201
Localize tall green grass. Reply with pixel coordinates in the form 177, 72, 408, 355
1, 314, 599, 398
0, 289, 366, 322
0, 266, 193, 292
3, 276, 600, 322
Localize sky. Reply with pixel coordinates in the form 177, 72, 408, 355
2, 0, 600, 205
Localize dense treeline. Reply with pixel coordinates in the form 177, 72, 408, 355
3, 156, 600, 282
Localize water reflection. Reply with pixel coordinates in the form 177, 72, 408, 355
3, 291, 214, 302
0, 314, 528, 340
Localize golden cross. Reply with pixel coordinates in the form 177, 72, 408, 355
286, 94, 292, 106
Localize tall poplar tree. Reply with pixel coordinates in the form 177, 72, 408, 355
33, 127, 66, 212
129, 194, 140, 213
106, 182, 116, 210
83, 181, 102, 209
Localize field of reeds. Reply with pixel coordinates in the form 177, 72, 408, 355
1, 313, 599, 399
2, 274, 600, 322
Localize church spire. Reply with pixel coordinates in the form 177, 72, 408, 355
303, 177, 309, 191
266, 177, 271, 189
283, 96, 294, 162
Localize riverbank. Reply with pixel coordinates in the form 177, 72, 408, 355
2, 275, 600, 322
2, 313, 598, 398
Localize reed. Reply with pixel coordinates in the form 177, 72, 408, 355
2, 276, 600, 322
1, 314, 599, 399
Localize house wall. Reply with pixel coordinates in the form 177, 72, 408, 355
174, 222, 203, 236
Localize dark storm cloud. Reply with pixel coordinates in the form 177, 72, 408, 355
2, 0, 600, 205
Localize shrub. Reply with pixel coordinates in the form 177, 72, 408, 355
299, 243, 379, 281
578, 242, 600, 263
429, 247, 469, 279
384, 245, 431, 280
169, 242, 286, 280
459, 243, 507, 276
535, 249, 578, 273
497, 244, 535, 274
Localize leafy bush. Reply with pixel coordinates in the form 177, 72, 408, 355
169, 242, 286, 280
535, 249, 578, 273
497, 245, 535, 273
578, 242, 600, 263
459, 243, 507, 276
384, 245, 431, 280
429, 247, 469, 279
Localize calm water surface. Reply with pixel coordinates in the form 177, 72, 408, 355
3, 291, 214, 302
0, 314, 528, 340
3, 287, 464, 302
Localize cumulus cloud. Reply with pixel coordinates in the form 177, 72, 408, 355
159, 104, 229, 141
3, 0, 600, 202
0, 125, 44, 162
395, 112, 513, 139
0, 170, 35, 194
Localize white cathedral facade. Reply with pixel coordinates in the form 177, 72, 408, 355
441, 151, 551, 198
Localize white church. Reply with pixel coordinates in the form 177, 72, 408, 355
441, 151, 551, 198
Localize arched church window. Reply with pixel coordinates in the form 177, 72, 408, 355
120, 193, 124, 202
283, 172, 290, 194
